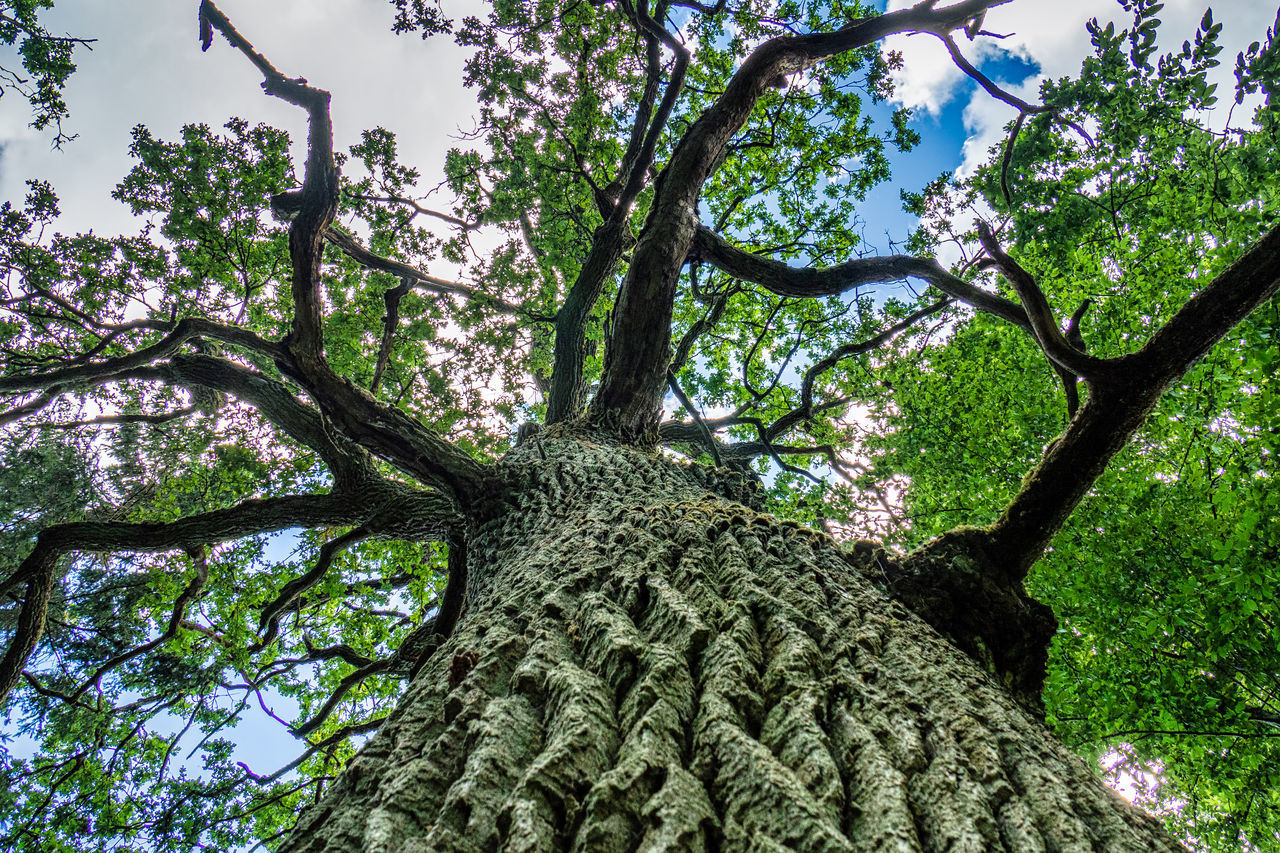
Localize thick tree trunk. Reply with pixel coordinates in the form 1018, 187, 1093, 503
281, 435, 1179, 852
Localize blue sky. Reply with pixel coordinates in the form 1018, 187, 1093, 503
859, 44, 1040, 253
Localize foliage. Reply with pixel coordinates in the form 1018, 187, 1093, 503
0, 0, 1276, 850
873, 3, 1280, 847
0, 0, 91, 146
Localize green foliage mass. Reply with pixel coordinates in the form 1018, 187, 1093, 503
0, 0, 1277, 850
873, 3, 1280, 847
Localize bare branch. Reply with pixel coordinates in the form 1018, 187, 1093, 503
293, 657, 393, 737
239, 717, 385, 786
939, 34, 1044, 114
296, 639, 375, 669
0, 387, 61, 425
999, 112, 1027, 205
671, 280, 735, 373
45, 405, 202, 431
1055, 299, 1092, 418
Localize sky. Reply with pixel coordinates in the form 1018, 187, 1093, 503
0, 0, 1276, 808
2, 1, 1269, 242
1, 1, 1273, 245
0, 0, 483, 238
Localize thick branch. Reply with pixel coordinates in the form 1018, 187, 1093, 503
0, 317, 281, 394
975, 222, 1109, 378
433, 535, 467, 642
200, 0, 339, 364
0, 492, 364, 707
202, 3, 486, 506
275, 361, 488, 506
154, 354, 372, 488
694, 225, 1030, 327
1125, 224, 1280, 381
545, 1, 690, 424
972, 223, 1280, 579
590, 0, 1012, 436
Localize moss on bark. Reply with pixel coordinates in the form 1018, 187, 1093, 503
280, 436, 1180, 852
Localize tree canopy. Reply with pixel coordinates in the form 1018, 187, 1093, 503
0, 0, 1278, 850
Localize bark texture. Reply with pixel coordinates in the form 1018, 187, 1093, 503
280, 435, 1180, 852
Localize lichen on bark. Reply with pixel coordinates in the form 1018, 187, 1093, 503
280, 435, 1180, 852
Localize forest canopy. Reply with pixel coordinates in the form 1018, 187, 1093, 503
0, 0, 1278, 850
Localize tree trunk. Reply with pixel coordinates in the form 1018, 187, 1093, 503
280, 434, 1180, 852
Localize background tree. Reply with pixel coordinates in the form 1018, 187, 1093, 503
0, 0, 1277, 850
0, 0, 90, 147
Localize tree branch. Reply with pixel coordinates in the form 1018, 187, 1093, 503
345, 192, 480, 231
67, 546, 210, 701
975, 221, 1108, 378
255, 526, 373, 651
949, 222, 1280, 580
666, 370, 723, 466
153, 354, 372, 488
199, 0, 338, 364
45, 405, 202, 431
0, 491, 366, 707
0, 316, 282, 394
693, 225, 1030, 327
590, 0, 1013, 436
322, 226, 522, 315
671, 278, 736, 373
202, 2, 487, 507
545, 0, 690, 424
800, 297, 951, 413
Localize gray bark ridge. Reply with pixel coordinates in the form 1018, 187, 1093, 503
280, 435, 1180, 853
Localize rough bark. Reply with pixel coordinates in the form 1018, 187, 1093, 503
280, 434, 1179, 852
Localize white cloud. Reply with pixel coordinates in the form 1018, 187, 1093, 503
886, 0, 1278, 178
0, 0, 484, 237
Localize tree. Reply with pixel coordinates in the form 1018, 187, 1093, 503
0, 0, 1277, 850
0, 0, 91, 147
